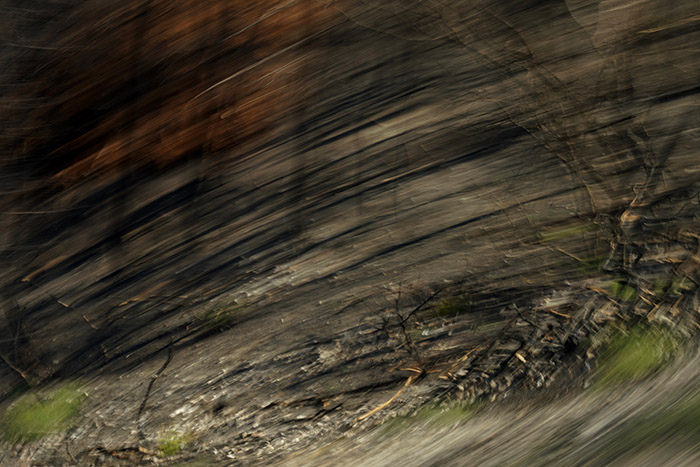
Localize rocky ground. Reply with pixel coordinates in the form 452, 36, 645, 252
0, 1, 699, 465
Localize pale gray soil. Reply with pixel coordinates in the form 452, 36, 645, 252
282, 348, 700, 467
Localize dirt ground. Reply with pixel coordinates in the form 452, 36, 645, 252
0, 1, 699, 465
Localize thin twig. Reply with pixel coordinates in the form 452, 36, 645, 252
21, 279, 98, 329
399, 288, 442, 326
543, 308, 573, 319
438, 346, 483, 380
355, 371, 420, 422
0, 351, 31, 385
137, 339, 175, 440
553, 247, 584, 263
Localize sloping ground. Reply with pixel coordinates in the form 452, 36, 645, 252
282, 347, 700, 466
0, 1, 699, 465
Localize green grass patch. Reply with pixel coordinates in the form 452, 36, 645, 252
593, 323, 681, 389
607, 279, 637, 302
654, 277, 673, 297
157, 431, 191, 457
380, 401, 479, 436
653, 276, 694, 298
1, 383, 85, 442
196, 301, 246, 328
431, 295, 471, 318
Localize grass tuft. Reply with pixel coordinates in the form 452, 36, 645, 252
1, 383, 85, 442
431, 295, 471, 318
157, 431, 190, 457
196, 301, 246, 328
594, 323, 681, 389
380, 400, 478, 436
607, 279, 637, 302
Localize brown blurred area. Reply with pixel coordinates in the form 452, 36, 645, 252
1, 0, 337, 184
0, 0, 342, 387
0, 1, 699, 464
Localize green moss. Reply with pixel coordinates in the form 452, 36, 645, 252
431, 295, 471, 318
653, 276, 695, 298
157, 431, 190, 457
406, 327, 421, 341
672, 276, 695, 294
1, 383, 85, 442
196, 301, 246, 328
413, 401, 476, 425
607, 279, 637, 302
654, 277, 672, 297
594, 323, 680, 389
381, 401, 478, 436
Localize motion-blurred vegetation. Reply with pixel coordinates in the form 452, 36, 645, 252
157, 430, 191, 457
594, 323, 682, 389
381, 400, 480, 437
195, 301, 246, 329
1, 383, 85, 442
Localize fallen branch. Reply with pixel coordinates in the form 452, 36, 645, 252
0, 351, 32, 385
137, 339, 175, 440
438, 346, 483, 380
543, 308, 573, 319
355, 370, 421, 422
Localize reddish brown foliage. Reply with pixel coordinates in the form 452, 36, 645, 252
2, 1, 339, 186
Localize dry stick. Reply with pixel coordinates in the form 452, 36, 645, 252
398, 288, 443, 327
438, 346, 483, 380
22, 279, 98, 330
0, 350, 31, 385
669, 295, 684, 317
396, 288, 442, 359
65, 436, 79, 464
513, 303, 550, 336
553, 246, 584, 263
646, 300, 664, 320
355, 371, 420, 423
137, 339, 175, 441
543, 308, 573, 320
